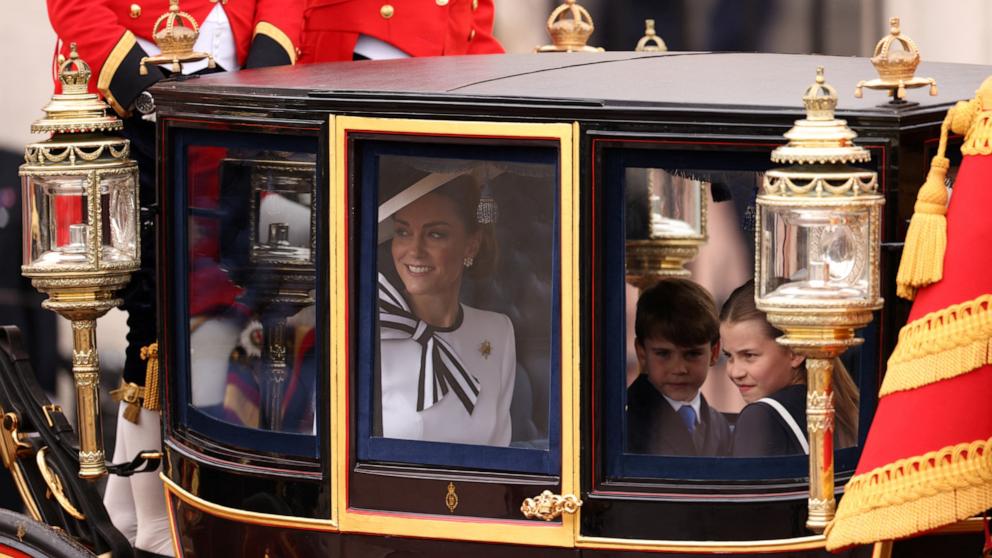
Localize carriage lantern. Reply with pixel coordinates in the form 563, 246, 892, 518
20, 45, 140, 479
756, 67, 883, 531
625, 170, 708, 288
244, 158, 316, 430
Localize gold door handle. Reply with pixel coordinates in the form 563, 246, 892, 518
520, 490, 582, 521
37, 447, 86, 520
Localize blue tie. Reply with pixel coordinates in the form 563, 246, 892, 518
677, 405, 697, 434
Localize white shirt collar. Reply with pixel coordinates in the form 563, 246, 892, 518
662, 391, 701, 423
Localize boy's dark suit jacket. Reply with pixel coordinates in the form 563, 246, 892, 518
731, 383, 808, 457
626, 375, 732, 456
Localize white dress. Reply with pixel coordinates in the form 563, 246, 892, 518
380, 304, 516, 446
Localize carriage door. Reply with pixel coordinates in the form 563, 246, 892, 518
332, 117, 579, 548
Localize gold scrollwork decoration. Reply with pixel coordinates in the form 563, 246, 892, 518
36, 447, 86, 520
520, 490, 582, 521
763, 172, 878, 197
445, 482, 458, 513
24, 141, 131, 167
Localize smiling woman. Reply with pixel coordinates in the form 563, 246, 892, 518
377, 169, 515, 447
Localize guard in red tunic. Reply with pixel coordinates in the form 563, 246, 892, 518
299, 0, 503, 63
47, 0, 303, 115
45, 3, 303, 557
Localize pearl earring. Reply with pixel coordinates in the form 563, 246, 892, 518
463, 256, 475, 268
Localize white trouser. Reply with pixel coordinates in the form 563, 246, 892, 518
103, 404, 174, 556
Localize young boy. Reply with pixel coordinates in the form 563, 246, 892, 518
626, 278, 732, 456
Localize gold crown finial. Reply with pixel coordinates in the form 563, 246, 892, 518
635, 19, 668, 52
32, 46, 122, 135
855, 16, 937, 104
58, 44, 92, 95
536, 0, 603, 53
140, 0, 215, 74
769, 66, 870, 166
802, 66, 838, 121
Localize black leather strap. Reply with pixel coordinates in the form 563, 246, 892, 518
0, 326, 134, 557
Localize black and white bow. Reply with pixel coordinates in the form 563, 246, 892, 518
378, 273, 481, 414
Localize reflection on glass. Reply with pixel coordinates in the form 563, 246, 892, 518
186, 147, 317, 435
622, 168, 861, 458
624, 168, 703, 240
375, 155, 554, 449
759, 206, 870, 302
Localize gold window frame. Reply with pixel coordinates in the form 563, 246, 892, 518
332, 116, 579, 547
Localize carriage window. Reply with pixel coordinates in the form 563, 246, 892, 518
176, 130, 320, 457
602, 145, 874, 480
356, 139, 560, 472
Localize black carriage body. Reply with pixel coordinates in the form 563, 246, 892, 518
151, 52, 989, 556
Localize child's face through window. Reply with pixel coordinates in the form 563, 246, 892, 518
635, 334, 717, 402
720, 319, 805, 403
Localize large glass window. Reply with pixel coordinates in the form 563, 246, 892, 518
599, 143, 878, 482
355, 139, 561, 473
172, 128, 320, 458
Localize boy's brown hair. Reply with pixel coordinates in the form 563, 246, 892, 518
634, 278, 720, 348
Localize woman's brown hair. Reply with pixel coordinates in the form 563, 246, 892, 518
431, 173, 498, 278
720, 281, 860, 448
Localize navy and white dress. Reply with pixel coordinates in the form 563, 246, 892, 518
731, 384, 809, 457
378, 274, 516, 446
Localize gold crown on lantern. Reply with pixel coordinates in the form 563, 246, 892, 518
536, 0, 603, 53
802, 67, 839, 120
771, 67, 870, 166
140, 0, 215, 75
855, 17, 936, 103
58, 45, 92, 95
31, 44, 122, 135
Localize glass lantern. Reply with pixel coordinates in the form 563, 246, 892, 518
24, 170, 137, 270
20, 45, 140, 479
249, 159, 316, 268
238, 156, 317, 431
756, 69, 883, 334
625, 168, 708, 287
755, 67, 883, 533
757, 193, 881, 321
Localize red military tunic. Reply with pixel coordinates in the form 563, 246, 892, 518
299, 0, 502, 64
47, 0, 305, 116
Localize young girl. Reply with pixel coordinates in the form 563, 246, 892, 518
719, 281, 858, 457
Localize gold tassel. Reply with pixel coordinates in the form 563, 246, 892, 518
897, 97, 983, 300
895, 152, 949, 300
140, 342, 160, 412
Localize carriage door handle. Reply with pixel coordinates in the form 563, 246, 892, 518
520, 490, 582, 521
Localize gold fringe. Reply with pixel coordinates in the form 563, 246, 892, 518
881, 294, 992, 395
824, 436, 992, 550
962, 109, 992, 156
140, 342, 160, 411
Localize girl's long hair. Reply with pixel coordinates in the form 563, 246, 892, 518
720, 281, 860, 448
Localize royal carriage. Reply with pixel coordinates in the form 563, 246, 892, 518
2, 9, 991, 558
